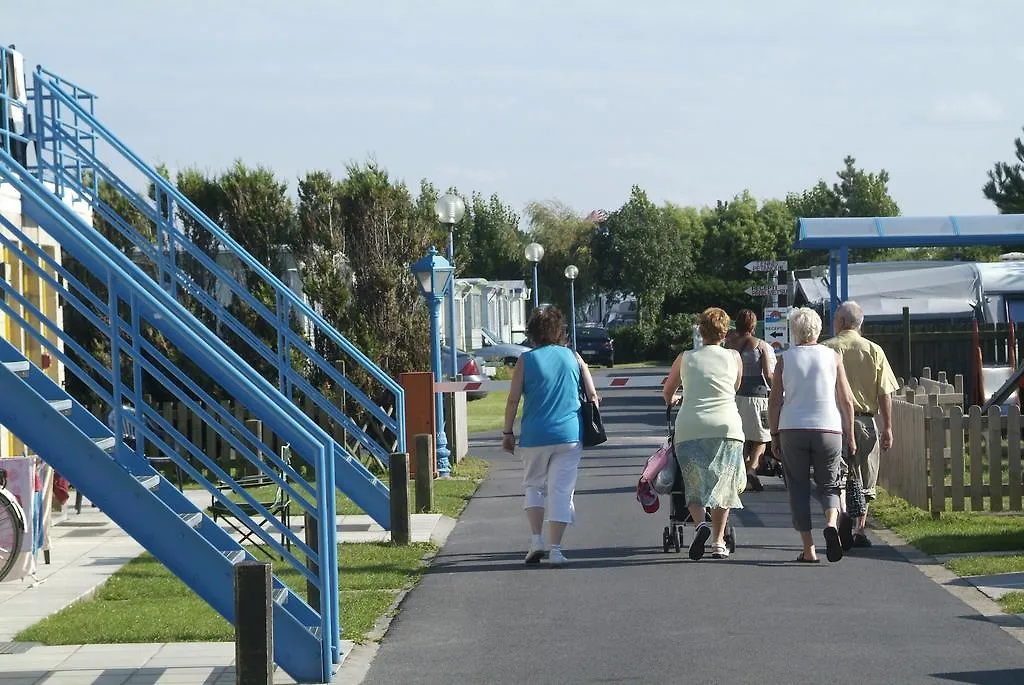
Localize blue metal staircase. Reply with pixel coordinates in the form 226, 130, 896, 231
25, 66, 404, 523
0, 155, 340, 682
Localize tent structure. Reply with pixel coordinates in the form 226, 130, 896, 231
794, 215, 1024, 328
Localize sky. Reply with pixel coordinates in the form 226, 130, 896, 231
5, 1, 1024, 220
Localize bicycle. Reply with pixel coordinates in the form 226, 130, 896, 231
0, 466, 26, 582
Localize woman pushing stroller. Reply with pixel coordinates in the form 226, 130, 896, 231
661, 307, 746, 560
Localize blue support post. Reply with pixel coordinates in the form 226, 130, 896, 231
568, 280, 577, 351
430, 291, 453, 478
446, 229, 458, 378
839, 245, 850, 303
828, 250, 839, 336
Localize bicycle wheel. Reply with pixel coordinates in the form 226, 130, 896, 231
0, 489, 25, 582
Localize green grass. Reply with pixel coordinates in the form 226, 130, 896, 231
946, 555, 1024, 577
1000, 592, 1024, 614
467, 390, 512, 434
871, 490, 1024, 555
20, 458, 490, 646
15, 542, 435, 645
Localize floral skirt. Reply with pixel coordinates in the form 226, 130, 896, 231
674, 437, 745, 509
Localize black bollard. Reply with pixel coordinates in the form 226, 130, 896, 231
389, 452, 410, 545
234, 559, 273, 685
414, 434, 434, 513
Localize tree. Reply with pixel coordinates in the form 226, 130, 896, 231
592, 186, 691, 324
450, 191, 524, 282
786, 156, 900, 265
983, 127, 1024, 214
523, 200, 596, 314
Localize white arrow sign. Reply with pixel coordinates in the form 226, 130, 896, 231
745, 260, 788, 272
745, 284, 788, 297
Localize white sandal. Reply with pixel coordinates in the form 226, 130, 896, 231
710, 543, 730, 559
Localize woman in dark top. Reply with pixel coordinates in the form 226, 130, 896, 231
731, 309, 776, 491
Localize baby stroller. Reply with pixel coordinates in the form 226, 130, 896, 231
661, 405, 738, 554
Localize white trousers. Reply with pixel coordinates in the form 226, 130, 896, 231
518, 442, 583, 524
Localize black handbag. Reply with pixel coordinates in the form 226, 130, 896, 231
580, 391, 607, 447
845, 470, 867, 518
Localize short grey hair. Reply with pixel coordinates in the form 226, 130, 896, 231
789, 307, 822, 344
835, 300, 865, 331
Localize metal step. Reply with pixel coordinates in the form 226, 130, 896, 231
93, 436, 116, 452
4, 361, 29, 378
222, 550, 246, 564
179, 512, 202, 529
134, 474, 160, 491
49, 398, 72, 415
272, 588, 288, 605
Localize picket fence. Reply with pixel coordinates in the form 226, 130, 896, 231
881, 371, 1024, 515
92, 396, 396, 479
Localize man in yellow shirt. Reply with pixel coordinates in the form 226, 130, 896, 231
823, 301, 900, 548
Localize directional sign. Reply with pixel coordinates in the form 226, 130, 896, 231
763, 306, 792, 323
745, 260, 788, 272
745, 284, 788, 297
764, 322, 789, 351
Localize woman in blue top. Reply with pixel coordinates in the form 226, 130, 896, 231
502, 306, 600, 567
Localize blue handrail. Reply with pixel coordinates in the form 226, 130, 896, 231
31, 71, 406, 462
0, 153, 340, 660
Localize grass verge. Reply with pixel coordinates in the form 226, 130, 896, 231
870, 490, 1024, 555
16, 542, 434, 645
1001, 592, 1024, 613
945, 555, 1024, 616
467, 390, 511, 434
18, 457, 489, 645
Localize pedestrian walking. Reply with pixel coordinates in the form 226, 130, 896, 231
502, 306, 600, 567
823, 300, 900, 550
731, 308, 776, 491
767, 307, 856, 563
661, 307, 745, 560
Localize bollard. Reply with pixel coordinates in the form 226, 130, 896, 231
389, 452, 411, 545
304, 512, 320, 610
414, 434, 434, 513
234, 560, 273, 685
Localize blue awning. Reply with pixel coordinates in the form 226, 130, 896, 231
795, 215, 1024, 249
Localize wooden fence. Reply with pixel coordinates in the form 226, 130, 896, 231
883, 372, 1024, 515
97, 396, 396, 480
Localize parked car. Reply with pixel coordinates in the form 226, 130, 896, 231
440, 347, 489, 400
473, 328, 532, 367
575, 326, 614, 367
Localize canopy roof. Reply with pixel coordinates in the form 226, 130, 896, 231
795, 215, 1024, 249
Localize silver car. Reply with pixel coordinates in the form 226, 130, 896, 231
473, 328, 531, 367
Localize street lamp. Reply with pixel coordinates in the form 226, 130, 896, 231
435, 193, 466, 378
411, 246, 455, 478
564, 265, 579, 351
525, 242, 545, 311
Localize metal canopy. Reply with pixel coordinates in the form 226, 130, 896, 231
796, 215, 1024, 249
794, 214, 1024, 333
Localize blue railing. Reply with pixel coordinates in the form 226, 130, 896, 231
0, 152, 341, 664
29, 69, 405, 473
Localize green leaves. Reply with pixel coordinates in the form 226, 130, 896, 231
984, 128, 1024, 215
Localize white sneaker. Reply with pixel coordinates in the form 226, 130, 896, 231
710, 543, 730, 559
548, 548, 567, 567
524, 544, 546, 564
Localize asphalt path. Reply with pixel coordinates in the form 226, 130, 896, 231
362, 367, 1024, 684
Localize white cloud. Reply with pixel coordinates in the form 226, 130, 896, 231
932, 94, 1006, 123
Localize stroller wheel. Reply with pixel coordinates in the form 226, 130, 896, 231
673, 525, 682, 553
662, 526, 671, 553
725, 525, 737, 553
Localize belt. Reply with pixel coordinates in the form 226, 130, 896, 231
855, 412, 875, 418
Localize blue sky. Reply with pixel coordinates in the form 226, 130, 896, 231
6, 1, 1023, 219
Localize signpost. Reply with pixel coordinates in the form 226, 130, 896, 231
745, 284, 788, 297
763, 306, 792, 352
745, 260, 788, 272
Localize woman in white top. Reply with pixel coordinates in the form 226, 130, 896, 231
767, 307, 856, 564
662, 307, 746, 561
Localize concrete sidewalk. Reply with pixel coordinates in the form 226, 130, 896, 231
361, 388, 1024, 685
0, 491, 451, 684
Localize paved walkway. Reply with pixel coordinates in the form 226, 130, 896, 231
0, 490, 450, 684
362, 382, 1024, 685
